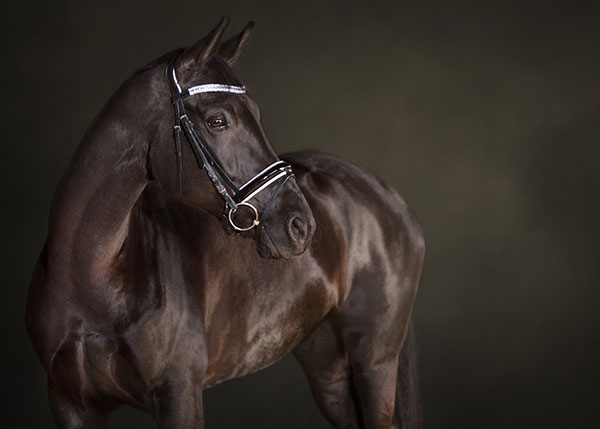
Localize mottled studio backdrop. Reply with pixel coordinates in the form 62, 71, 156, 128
2, 0, 599, 428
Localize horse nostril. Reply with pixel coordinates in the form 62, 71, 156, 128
288, 216, 308, 243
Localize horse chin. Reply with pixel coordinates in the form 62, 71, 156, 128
255, 227, 284, 259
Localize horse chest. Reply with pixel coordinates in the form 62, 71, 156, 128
200, 268, 335, 387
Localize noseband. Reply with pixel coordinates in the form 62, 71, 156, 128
167, 55, 294, 232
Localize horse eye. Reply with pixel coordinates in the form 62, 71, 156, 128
207, 115, 227, 128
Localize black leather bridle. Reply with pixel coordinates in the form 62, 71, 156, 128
167, 54, 294, 232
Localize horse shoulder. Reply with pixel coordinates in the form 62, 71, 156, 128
284, 151, 425, 305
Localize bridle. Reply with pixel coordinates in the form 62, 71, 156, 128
167, 54, 294, 232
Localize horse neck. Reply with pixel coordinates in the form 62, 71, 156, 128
47, 79, 159, 282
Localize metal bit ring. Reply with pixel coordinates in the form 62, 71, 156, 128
227, 202, 260, 232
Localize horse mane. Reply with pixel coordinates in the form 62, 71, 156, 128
134, 49, 184, 75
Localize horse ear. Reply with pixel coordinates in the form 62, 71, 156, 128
219, 21, 255, 66
178, 16, 230, 71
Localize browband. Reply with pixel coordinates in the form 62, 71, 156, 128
189, 84, 246, 95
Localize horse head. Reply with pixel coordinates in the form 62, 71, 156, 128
146, 18, 315, 259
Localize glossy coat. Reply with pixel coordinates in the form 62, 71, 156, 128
26, 18, 425, 429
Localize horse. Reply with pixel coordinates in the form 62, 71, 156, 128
25, 17, 425, 429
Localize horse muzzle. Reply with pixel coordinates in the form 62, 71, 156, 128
255, 209, 315, 259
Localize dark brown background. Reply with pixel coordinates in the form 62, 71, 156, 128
2, 0, 599, 427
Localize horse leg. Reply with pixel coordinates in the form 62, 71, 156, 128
341, 323, 421, 429
153, 366, 206, 429
48, 381, 108, 429
294, 315, 361, 428
153, 376, 205, 428
343, 342, 400, 429
340, 248, 424, 428
338, 304, 410, 429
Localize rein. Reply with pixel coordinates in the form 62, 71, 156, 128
167, 55, 294, 232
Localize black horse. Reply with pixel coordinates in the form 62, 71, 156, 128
26, 18, 425, 429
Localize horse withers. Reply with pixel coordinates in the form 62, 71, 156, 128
26, 17, 425, 429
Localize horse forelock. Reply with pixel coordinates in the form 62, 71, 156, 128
202, 55, 245, 87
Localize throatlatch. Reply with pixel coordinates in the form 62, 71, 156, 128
167, 54, 294, 232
